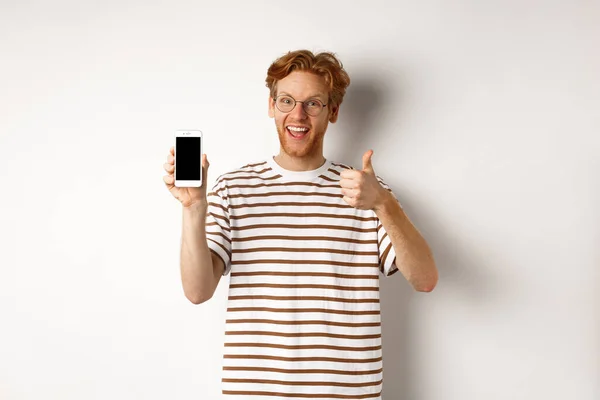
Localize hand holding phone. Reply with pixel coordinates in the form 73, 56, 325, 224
174, 130, 203, 187
163, 130, 209, 208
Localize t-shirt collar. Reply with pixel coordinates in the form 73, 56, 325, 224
266, 156, 332, 181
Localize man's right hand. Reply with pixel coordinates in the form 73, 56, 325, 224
163, 146, 210, 208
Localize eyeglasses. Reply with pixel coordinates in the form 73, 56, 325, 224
273, 94, 328, 117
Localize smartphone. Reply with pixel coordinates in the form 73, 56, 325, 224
174, 130, 203, 187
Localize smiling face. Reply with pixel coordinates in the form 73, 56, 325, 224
268, 71, 339, 160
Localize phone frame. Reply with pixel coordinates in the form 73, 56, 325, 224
174, 129, 203, 187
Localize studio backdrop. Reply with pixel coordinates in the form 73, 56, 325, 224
0, 1, 598, 399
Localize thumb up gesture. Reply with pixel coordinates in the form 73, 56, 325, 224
340, 150, 388, 211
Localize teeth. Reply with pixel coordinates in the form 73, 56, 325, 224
288, 126, 308, 132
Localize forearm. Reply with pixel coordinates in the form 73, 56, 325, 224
375, 191, 438, 292
180, 202, 216, 303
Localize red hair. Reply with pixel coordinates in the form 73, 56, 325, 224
265, 50, 351, 109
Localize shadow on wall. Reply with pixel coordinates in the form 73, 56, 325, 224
332, 73, 417, 399
334, 71, 500, 399
327, 75, 388, 165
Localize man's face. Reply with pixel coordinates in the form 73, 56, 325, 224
269, 71, 339, 159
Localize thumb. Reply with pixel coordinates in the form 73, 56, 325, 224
202, 154, 210, 187
362, 150, 374, 173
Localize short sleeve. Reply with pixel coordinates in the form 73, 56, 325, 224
205, 179, 232, 276
376, 177, 400, 277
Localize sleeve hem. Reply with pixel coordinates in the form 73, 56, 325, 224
209, 248, 231, 276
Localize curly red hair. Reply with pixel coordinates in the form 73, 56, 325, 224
265, 50, 351, 109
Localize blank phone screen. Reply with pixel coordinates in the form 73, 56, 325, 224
176, 137, 201, 180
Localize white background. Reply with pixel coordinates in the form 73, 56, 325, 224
1, 1, 598, 399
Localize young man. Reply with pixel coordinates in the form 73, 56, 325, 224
163, 50, 438, 399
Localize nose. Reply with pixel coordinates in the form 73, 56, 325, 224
290, 101, 308, 119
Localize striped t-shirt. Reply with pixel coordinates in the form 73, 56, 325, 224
205, 156, 400, 400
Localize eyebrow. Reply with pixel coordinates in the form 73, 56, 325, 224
278, 91, 327, 102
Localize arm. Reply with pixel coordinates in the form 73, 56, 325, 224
374, 190, 438, 292
180, 203, 225, 304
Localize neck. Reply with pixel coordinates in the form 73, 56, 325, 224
274, 151, 326, 171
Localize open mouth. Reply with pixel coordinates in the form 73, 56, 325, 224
286, 125, 310, 140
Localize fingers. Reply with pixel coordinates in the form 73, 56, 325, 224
163, 174, 174, 190
341, 188, 358, 198
339, 178, 358, 189
164, 174, 183, 201
165, 149, 174, 175
340, 169, 361, 180
163, 147, 209, 195
164, 147, 175, 189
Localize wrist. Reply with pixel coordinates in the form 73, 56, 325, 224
373, 188, 394, 213
183, 201, 208, 216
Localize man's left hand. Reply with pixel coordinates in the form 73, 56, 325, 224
340, 150, 389, 211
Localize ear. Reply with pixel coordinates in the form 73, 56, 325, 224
268, 96, 275, 118
329, 104, 340, 123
